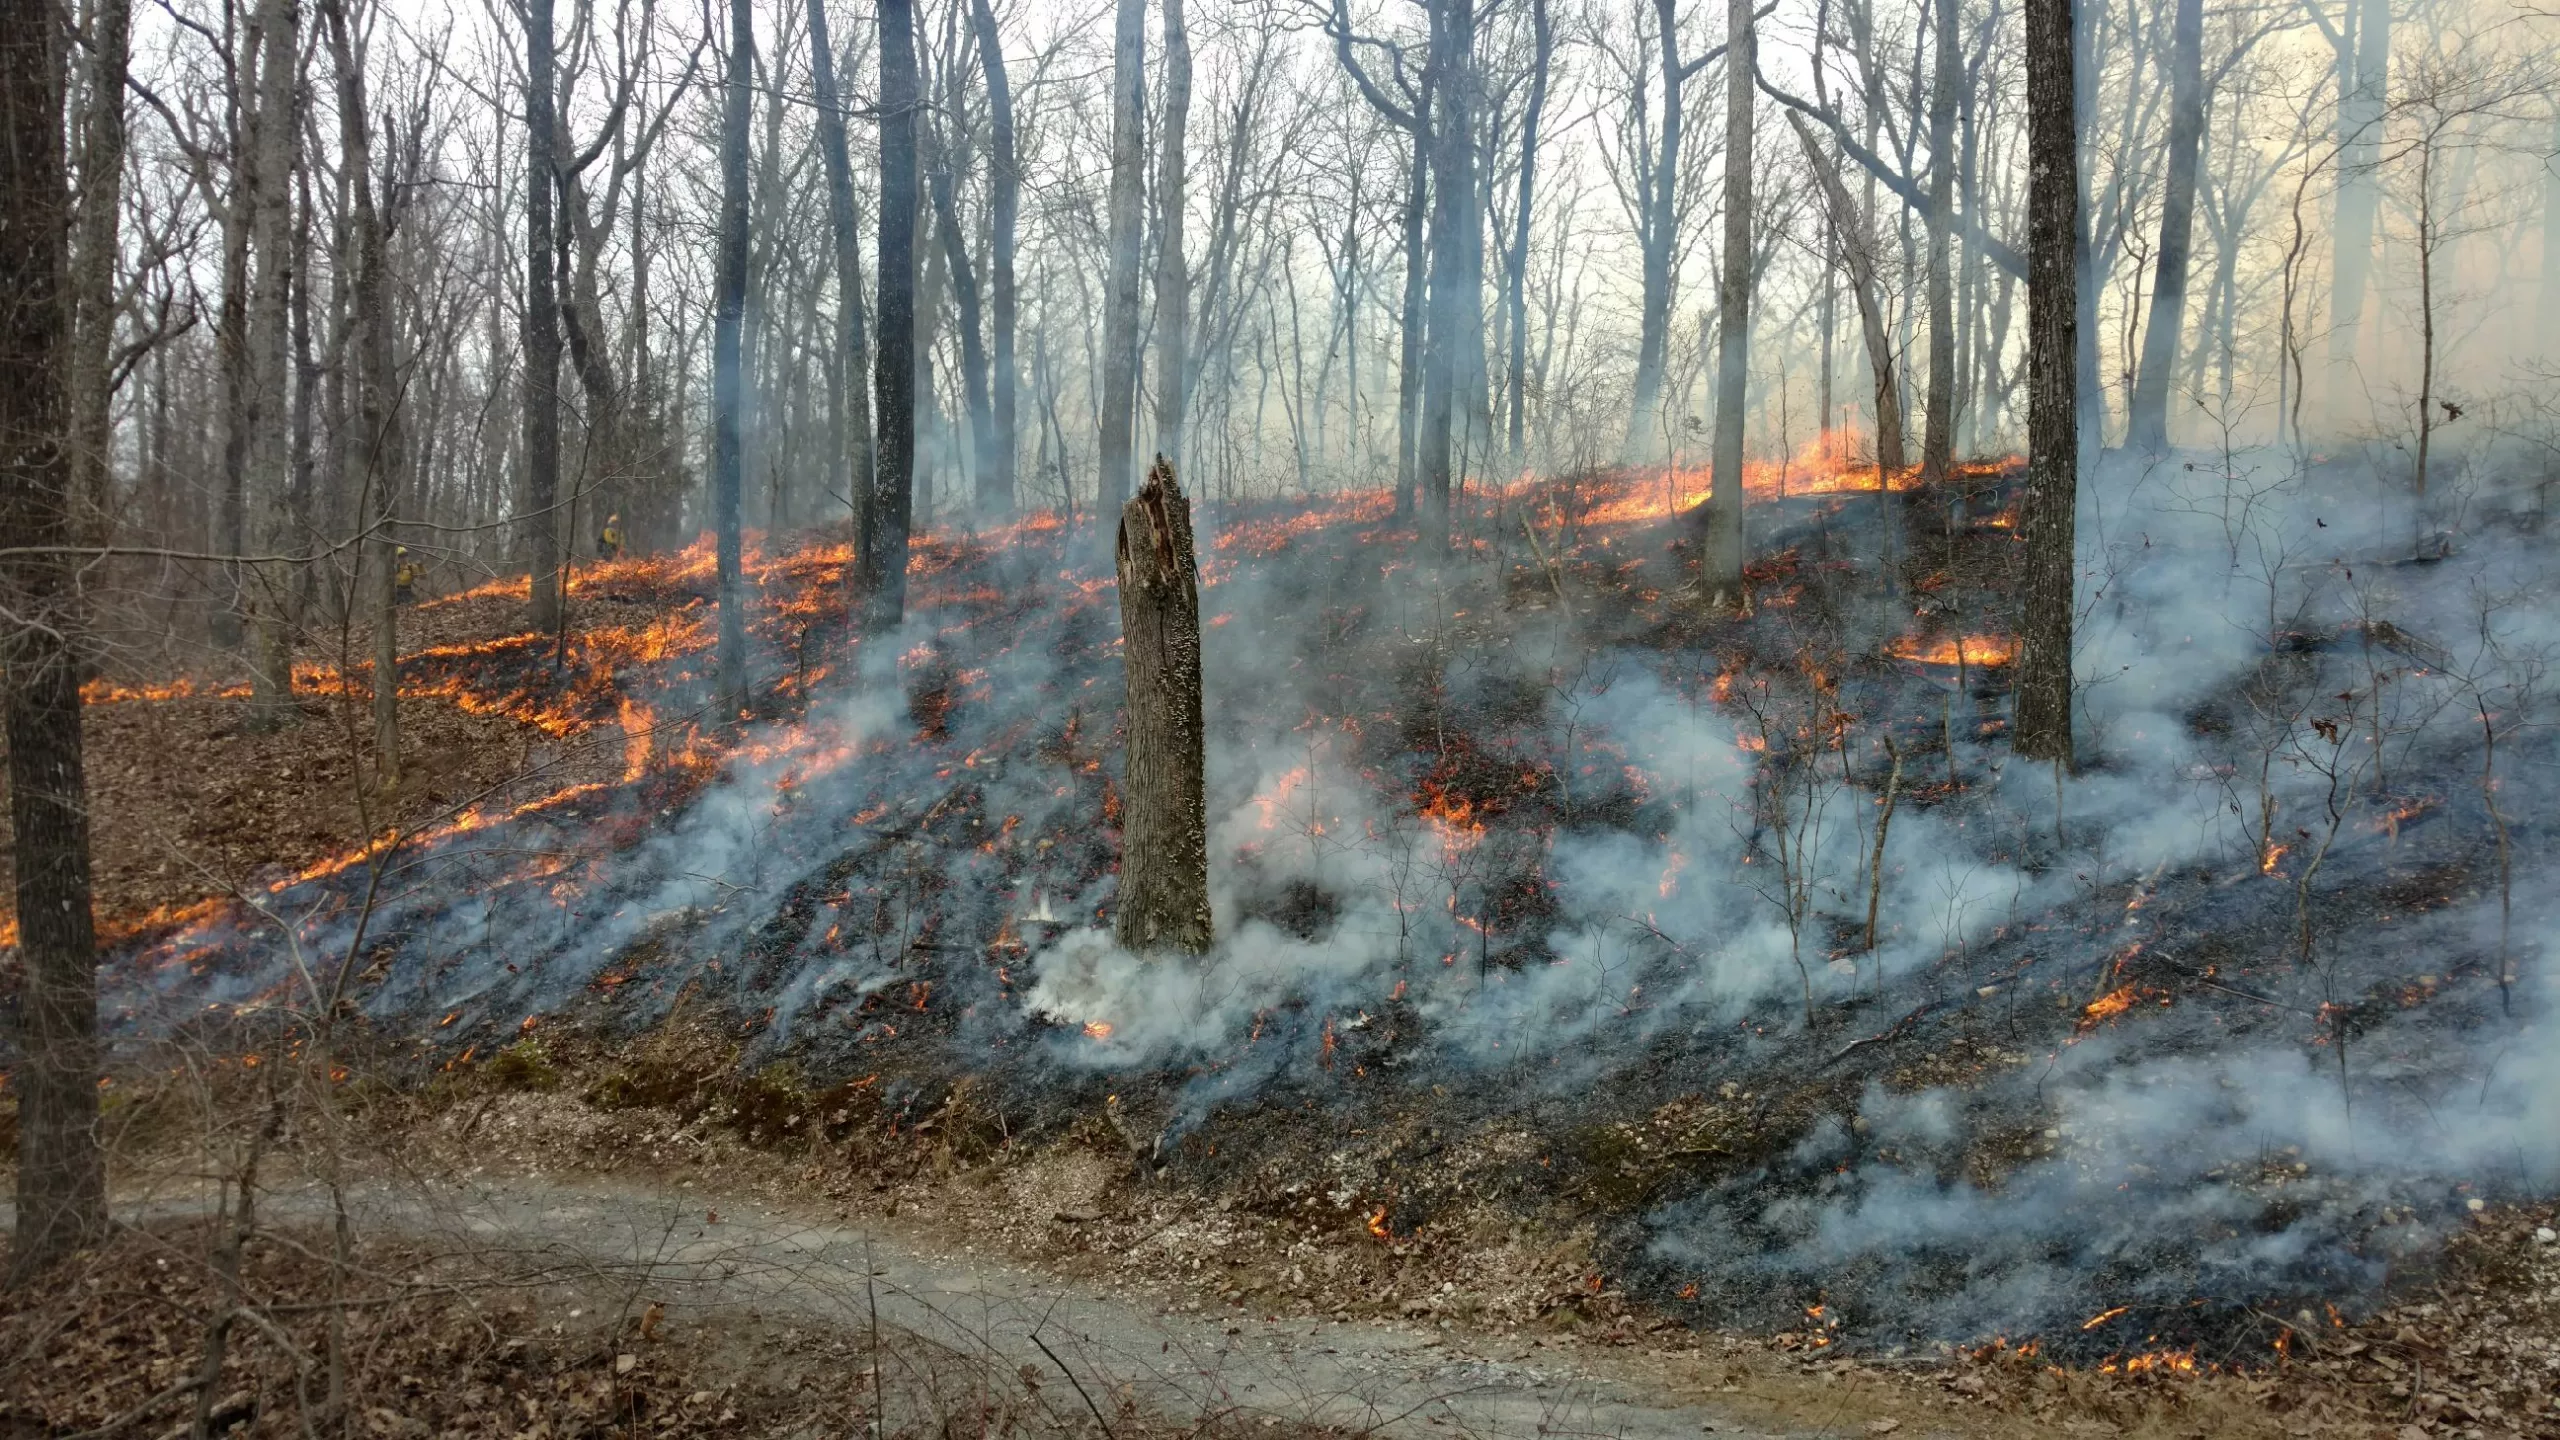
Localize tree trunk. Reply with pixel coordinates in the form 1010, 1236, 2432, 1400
1818, 194, 1836, 434
2015, 0, 2078, 768
2127, 0, 2201, 454
710, 0, 750, 707
1697, 0, 1753, 604
2325, 0, 2386, 427
522, 0, 563, 634
2540, 111, 2560, 352
1418, 0, 1473, 547
242, 0, 299, 732
1918, 0, 1956, 482
1626, 0, 1685, 461
1395, 95, 1429, 518
809, 0, 875, 549
972, 0, 1016, 516
1790, 114, 1903, 473
321, 0, 403, 792
1097, 0, 1147, 520
214, 14, 255, 649
66, 0, 130, 546
288, 161, 317, 627
3, 0, 106, 1283
1115, 456, 1211, 957
1153, 0, 1191, 469
925, 127, 995, 518
1506, 0, 1550, 469
870, 0, 919, 622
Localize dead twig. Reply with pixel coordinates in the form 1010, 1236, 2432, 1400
56, 1377, 207, 1440
1028, 1330, 1117, 1440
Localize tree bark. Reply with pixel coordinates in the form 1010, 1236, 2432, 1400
1395, 96, 1429, 518
523, 0, 563, 634
1097, 0, 1147, 520
2, 0, 106, 1282
2127, 0, 2201, 453
242, 0, 299, 731
1918, 0, 1956, 482
971, 0, 1016, 516
808, 0, 876, 548
1697, 0, 1753, 604
2015, 0, 2078, 767
214, 9, 257, 650
870, 0, 918, 623
1418, 0, 1474, 548
1115, 456, 1211, 957
1153, 0, 1191, 469
66, 0, 130, 546
710, 0, 750, 707
1506, 0, 1551, 469
321, 0, 403, 792
1626, 0, 1688, 460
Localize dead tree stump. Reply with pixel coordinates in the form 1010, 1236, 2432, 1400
1114, 455, 1213, 955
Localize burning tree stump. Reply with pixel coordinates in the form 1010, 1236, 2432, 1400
1114, 455, 1213, 956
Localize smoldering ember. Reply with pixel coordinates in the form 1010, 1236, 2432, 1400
4, 0, 2560, 1435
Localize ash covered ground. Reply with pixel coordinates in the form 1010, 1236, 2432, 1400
105, 453, 2560, 1364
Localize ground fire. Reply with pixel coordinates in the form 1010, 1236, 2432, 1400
7, 0, 2560, 1433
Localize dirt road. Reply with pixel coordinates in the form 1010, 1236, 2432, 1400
145, 1173, 1843, 1440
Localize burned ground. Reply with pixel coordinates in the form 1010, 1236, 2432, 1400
22, 462, 2560, 1399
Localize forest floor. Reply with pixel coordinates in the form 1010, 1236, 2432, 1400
7, 1054, 2556, 1440
8, 483, 2560, 1438
2, 571, 669, 939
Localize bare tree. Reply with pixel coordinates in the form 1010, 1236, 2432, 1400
2126, 0, 2202, 454
924, 81, 995, 519
1097, 0, 1147, 519
972, 0, 1017, 515
1918, 0, 1957, 481
1154, 0, 1192, 468
870, 0, 919, 620
242, 0, 301, 731
66, 0, 132, 543
1505, 0, 1552, 467
1789, 113, 1904, 476
809, 0, 875, 544
321, 0, 406, 789
711, 0, 750, 705
1696, 0, 1755, 605
524, 0, 565, 633
2, 0, 105, 1281
2014, 0, 2079, 768
2304, 0, 2389, 427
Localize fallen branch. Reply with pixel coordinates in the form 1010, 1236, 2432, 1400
1821, 999, 1942, 1068
57, 1378, 206, 1440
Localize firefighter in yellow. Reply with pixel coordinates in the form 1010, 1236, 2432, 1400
392, 547, 418, 605
598, 513, 625, 561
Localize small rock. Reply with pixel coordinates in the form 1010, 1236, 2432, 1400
1056, 1207, 1104, 1223
2533, 1226, 2555, 1244
1865, 1421, 1903, 1436
615, 1353, 638, 1375
2466, 1198, 2485, 1212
